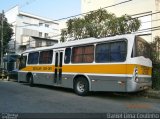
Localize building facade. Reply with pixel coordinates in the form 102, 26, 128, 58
81, 0, 160, 42
5, 6, 59, 55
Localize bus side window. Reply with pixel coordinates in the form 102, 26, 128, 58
131, 42, 135, 58
110, 41, 127, 62
72, 45, 94, 63
96, 40, 127, 63
28, 52, 39, 64
64, 48, 71, 64
96, 43, 110, 63
39, 50, 53, 64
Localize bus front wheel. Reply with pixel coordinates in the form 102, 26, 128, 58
74, 77, 89, 96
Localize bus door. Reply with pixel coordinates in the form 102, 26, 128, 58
54, 50, 63, 85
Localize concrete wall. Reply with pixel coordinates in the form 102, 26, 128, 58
81, 0, 160, 42
81, 0, 155, 16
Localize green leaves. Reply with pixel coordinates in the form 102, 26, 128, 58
150, 36, 160, 64
61, 9, 141, 42
149, 36, 160, 90
0, 14, 13, 52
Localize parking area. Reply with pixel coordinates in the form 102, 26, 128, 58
0, 68, 18, 81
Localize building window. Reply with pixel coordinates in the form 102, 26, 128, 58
46, 41, 52, 46
72, 45, 94, 63
45, 24, 49, 27
36, 40, 42, 47
45, 33, 48, 38
39, 32, 42, 37
28, 52, 39, 64
39, 50, 53, 64
39, 23, 43, 26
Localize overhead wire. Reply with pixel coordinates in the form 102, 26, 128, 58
3, 0, 160, 49
53, 0, 133, 21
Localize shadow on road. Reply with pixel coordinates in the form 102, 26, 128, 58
89, 91, 146, 100
22, 83, 75, 94
19, 81, 146, 100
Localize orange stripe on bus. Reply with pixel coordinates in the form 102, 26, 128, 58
63, 64, 126, 74
21, 64, 152, 76
22, 65, 54, 72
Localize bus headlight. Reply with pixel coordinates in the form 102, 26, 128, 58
135, 77, 139, 82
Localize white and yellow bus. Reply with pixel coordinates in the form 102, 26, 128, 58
18, 34, 152, 96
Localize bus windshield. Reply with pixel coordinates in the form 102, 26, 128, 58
19, 55, 27, 70
135, 36, 151, 59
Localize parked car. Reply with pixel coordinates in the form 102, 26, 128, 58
7, 69, 18, 81
0, 68, 8, 79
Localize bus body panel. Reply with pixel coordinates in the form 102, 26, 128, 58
88, 75, 127, 92
32, 72, 54, 86
126, 77, 152, 92
18, 71, 27, 82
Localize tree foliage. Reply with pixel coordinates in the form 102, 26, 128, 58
61, 9, 141, 42
0, 13, 13, 53
150, 36, 160, 64
150, 36, 160, 90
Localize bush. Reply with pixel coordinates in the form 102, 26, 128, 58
152, 64, 160, 90
150, 36, 160, 90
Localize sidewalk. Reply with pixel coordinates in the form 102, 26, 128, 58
142, 89, 160, 99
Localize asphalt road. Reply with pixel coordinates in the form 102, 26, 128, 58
0, 79, 160, 118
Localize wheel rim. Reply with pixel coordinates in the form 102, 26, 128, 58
77, 81, 85, 93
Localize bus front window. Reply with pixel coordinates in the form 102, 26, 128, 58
19, 55, 27, 70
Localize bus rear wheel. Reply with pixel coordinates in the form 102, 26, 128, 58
74, 77, 89, 96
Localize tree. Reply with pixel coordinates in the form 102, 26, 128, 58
150, 36, 160, 64
150, 36, 160, 90
0, 13, 13, 66
0, 13, 13, 62
61, 9, 141, 42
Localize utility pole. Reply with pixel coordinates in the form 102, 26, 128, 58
14, 25, 16, 52
1, 10, 4, 67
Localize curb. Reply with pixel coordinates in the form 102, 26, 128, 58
142, 90, 160, 99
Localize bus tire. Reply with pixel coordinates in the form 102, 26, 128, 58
29, 75, 34, 87
74, 77, 89, 96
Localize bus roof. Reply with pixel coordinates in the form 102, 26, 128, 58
22, 34, 136, 54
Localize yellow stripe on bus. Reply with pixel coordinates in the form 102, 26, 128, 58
22, 65, 54, 72
63, 64, 126, 74
21, 64, 152, 76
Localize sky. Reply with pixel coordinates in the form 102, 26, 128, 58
0, 0, 81, 20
